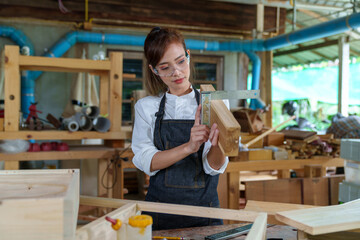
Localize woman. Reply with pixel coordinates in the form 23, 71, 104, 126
131, 27, 228, 230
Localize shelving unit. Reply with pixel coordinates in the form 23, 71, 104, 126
1, 45, 134, 199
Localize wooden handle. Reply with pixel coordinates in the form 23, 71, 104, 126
243, 115, 296, 148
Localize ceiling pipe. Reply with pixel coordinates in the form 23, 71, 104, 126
0, 26, 35, 117
3, 11, 360, 113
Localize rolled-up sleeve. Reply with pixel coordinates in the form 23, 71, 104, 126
202, 141, 229, 176
131, 101, 160, 176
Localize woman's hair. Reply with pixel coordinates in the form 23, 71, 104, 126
144, 27, 190, 96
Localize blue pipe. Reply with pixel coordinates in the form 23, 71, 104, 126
3, 11, 360, 113
0, 26, 35, 117
244, 50, 263, 109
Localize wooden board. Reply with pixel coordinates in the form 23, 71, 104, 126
303, 177, 329, 206
211, 100, 241, 156
275, 199, 360, 235
281, 130, 317, 140
0, 128, 132, 140
19, 55, 111, 73
200, 84, 240, 156
248, 148, 273, 161
245, 212, 267, 240
0, 169, 79, 240
245, 178, 303, 204
245, 200, 316, 225
80, 196, 260, 222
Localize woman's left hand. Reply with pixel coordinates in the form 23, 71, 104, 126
209, 123, 220, 147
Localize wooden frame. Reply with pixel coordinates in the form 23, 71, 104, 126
0, 169, 79, 240
2, 45, 131, 140
78, 195, 267, 240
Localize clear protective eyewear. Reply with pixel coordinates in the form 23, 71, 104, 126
152, 53, 190, 77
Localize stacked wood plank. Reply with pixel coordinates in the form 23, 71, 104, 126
282, 131, 340, 159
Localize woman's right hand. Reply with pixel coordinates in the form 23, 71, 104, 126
185, 105, 210, 154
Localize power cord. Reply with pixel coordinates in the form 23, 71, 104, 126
101, 144, 131, 190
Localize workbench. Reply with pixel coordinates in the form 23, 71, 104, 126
153, 223, 297, 240
220, 157, 344, 209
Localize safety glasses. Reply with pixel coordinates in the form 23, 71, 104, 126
152, 53, 190, 77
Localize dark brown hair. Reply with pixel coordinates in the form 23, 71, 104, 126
144, 27, 188, 96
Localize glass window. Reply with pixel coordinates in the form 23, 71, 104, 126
123, 81, 143, 100
195, 63, 217, 81
123, 59, 143, 79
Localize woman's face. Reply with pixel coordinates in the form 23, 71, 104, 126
152, 42, 191, 96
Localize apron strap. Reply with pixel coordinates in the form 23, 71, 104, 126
153, 86, 201, 149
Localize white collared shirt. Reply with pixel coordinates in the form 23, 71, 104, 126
131, 88, 229, 176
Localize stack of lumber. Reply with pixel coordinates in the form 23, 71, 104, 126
281, 131, 340, 159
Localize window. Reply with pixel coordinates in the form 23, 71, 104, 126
108, 50, 223, 125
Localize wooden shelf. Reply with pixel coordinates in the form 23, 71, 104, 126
19, 55, 111, 73
226, 158, 345, 172
0, 126, 132, 140
0, 145, 134, 161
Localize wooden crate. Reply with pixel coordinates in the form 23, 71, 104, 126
0, 169, 79, 240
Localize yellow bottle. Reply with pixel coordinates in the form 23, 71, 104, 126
105, 216, 126, 239
127, 215, 153, 240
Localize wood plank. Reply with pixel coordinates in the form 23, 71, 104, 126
226, 158, 344, 172
0, 128, 132, 140
228, 172, 240, 210
80, 195, 260, 222
245, 212, 267, 240
200, 84, 240, 156
0, 145, 134, 161
275, 199, 360, 235
99, 73, 109, 116
109, 52, 123, 132
303, 178, 329, 206
329, 175, 345, 205
211, 100, 241, 156
248, 149, 273, 161
245, 178, 303, 204
19, 55, 111, 72
4, 45, 20, 132
244, 200, 316, 225
304, 164, 322, 178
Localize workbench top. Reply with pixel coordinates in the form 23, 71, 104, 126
153, 223, 297, 240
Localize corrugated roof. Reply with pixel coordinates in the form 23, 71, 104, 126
272, 0, 360, 68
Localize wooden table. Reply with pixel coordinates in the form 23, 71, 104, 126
153, 223, 297, 240
0, 144, 135, 199
219, 157, 345, 210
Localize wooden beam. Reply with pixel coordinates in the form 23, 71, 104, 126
226, 158, 344, 172
19, 55, 111, 73
0, 128, 132, 140
274, 39, 338, 56
80, 195, 260, 222
109, 52, 123, 132
338, 36, 350, 116
244, 200, 316, 225
245, 212, 267, 240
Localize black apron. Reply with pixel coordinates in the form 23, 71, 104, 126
144, 88, 223, 230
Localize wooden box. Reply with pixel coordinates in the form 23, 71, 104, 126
0, 169, 79, 240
